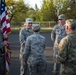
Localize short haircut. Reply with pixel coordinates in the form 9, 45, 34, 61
66, 19, 76, 30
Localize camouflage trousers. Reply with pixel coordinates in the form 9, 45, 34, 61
53, 46, 60, 75
20, 60, 29, 75
53, 60, 60, 75
28, 62, 47, 75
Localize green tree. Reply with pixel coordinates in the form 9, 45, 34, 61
55, 0, 76, 19
26, 5, 42, 22
41, 0, 57, 21
26, 8, 36, 21
66, 2, 76, 19
5, 0, 29, 24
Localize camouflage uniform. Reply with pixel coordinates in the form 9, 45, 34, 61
51, 24, 66, 74
51, 24, 66, 58
57, 32, 76, 75
0, 29, 5, 75
19, 27, 33, 75
23, 32, 47, 75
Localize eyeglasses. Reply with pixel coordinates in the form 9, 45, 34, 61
28, 23, 32, 24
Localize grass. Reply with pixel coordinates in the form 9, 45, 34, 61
40, 29, 52, 32
11, 28, 52, 33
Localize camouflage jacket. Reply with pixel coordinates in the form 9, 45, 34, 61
19, 27, 33, 46
51, 24, 66, 45
57, 31, 76, 75
23, 32, 46, 65
19, 27, 33, 60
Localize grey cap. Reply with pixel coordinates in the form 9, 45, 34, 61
32, 24, 40, 31
58, 14, 66, 20
25, 18, 33, 23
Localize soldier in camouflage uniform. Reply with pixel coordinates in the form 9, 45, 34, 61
0, 16, 8, 75
57, 19, 76, 75
19, 18, 33, 75
0, 28, 5, 75
51, 14, 67, 75
22, 24, 47, 75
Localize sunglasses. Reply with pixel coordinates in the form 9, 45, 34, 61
59, 19, 63, 20
28, 23, 32, 24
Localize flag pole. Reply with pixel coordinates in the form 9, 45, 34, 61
1, 0, 11, 75
1, 0, 6, 74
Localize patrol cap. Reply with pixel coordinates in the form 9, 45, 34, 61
25, 18, 33, 23
58, 14, 66, 20
32, 24, 40, 31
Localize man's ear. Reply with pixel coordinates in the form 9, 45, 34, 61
66, 25, 68, 30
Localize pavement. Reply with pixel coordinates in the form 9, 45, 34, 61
8, 32, 54, 75
9, 47, 54, 75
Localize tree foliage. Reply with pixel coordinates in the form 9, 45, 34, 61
41, 0, 57, 21
5, 0, 76, 26
55, 0, 76, 19
66, 2, 76, 19
5, 0, 29, 24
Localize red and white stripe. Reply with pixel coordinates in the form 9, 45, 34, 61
1, 7, 11, 35
1, 1, 11, 75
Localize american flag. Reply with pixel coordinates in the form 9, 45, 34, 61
1, 0, 11, 34
1, 0, 11, 75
